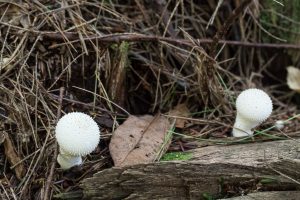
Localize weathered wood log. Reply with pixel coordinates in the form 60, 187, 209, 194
220, 191, 300, 200
57, 139, 300, 199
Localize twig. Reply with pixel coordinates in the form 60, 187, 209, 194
195, 0, 253, 108
3, 132, 25, 180
2, 25, 298, 49
43, 87, 64, 200
36, 32, 300, 50
49, 93, 126, 117
209, 0, 253, 57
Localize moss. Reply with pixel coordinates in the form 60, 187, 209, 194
160, 152, 193, 161
259, 177, 279, 185
202, 192, 215, 200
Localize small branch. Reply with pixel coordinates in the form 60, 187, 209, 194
43, 87, 64, 200
0, 19, 284, 49
209, 0, 253, 57
37, 32, 300, 50
49, 93, 126, 117
194, 0, 253, 108
3, 132, 25, 180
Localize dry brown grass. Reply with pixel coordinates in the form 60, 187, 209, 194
0, 0, 300, 199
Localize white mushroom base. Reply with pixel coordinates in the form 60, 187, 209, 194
57, 149, 82, 169
232, 114, 260, 137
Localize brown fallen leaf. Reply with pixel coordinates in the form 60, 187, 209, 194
109, 115, 171, 166
3, 132, 25, 180
287, 66, 300, 93
168, 103, 190, 128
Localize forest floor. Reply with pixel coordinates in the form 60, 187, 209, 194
0, 0, 300, 199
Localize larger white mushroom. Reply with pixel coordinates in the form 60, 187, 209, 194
55, 112, 100, 169
232, 88, 273, 137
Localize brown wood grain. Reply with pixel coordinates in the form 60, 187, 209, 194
59, 139, 300, 199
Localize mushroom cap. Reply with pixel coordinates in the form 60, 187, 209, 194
236, 88, 272, 122
55, 112, 100, 156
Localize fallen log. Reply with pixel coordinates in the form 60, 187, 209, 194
220, 191, 300, 200
57, 139, 300, 199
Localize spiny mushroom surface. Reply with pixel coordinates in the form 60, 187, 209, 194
55, 112, 100, 169
232, 88, 272, 137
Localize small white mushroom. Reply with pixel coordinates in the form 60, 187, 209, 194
55, 112, 100, 169
275, 120, 285, 130
232, 88, 273, 137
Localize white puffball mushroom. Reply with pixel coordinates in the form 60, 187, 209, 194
232, 88, 273, 137
275, 120, 285, 130
55, 112, 100, 169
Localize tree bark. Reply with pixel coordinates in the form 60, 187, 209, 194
220, 191, 300, 200
58, 139, 300, 199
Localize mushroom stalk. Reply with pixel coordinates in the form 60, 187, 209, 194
57, 148, 82, 170
232, 113, 258, 137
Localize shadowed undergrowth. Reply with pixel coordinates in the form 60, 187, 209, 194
0, 0, 300, 199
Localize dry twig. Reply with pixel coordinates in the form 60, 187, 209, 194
43, 87, 64, 200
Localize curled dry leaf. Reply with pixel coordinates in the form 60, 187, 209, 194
3, 132, 25, 180
287, 66, 300, 93
109, 115, 171, 167
168, 103, 190, 128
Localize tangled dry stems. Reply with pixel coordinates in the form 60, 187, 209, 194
0, 0, 299, 199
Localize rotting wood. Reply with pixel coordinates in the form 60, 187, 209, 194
57, 139, 300, 200
220, 191, 300, 200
